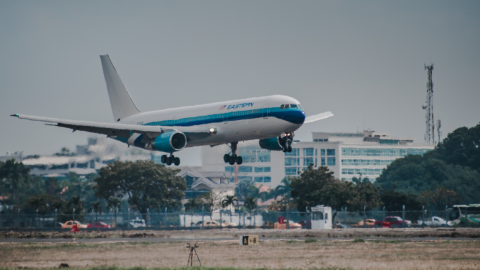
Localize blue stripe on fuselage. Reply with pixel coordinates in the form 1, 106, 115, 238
144, 107, 305, 127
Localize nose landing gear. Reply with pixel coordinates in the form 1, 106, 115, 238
280, 132, 294, 153
223, 142, 243, 165
161, 154, 180, 166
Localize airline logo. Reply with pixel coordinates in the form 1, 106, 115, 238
219, 103, 254, 110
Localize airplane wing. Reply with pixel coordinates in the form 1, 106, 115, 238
10, 114, 211, 141
304, 111, 334, 124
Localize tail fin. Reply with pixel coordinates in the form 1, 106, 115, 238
100, 55, 141, 122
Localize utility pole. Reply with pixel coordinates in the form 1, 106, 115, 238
423, 64, 435, 144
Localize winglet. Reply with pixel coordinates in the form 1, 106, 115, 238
10, 114, 19, 117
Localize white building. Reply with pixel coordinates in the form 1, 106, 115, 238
202, 130, 435, 187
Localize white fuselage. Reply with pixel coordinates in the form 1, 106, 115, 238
120, 95, 305, 148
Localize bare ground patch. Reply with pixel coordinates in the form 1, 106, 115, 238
0, 239, 479, 270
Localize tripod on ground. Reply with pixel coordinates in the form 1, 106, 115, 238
186, 242, 201, 266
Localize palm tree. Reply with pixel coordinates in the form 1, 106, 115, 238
67, 196, 84, 221
107, 197, 121, 226
89, 201, 102, 221
244, 197, 257, 226
28, 196, 47, 226
274, 177, 292, 199
0, 159, 30, 200
222, 195, 237, 222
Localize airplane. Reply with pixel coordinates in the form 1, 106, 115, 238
11, 55, 333, 166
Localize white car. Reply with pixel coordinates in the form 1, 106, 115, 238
130, 218, 146, 228
417, 216, 449, 226
215, 219, 238, 227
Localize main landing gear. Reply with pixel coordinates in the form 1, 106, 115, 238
223, 142, 243, 165
280, 132, 294, 153
161, 154, 180, 166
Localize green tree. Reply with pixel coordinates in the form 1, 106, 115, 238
107, 197, 122, 225
67, 195, 84, 221
198, 191, 223, 220
89, 201, 102, 221
0, 159, 30, 200
222, 195, 237, 222
93, 160, 186, 221
380, 190, 424, 211
421, 187, 461, 214
235, 178, 255, 202
185, 198, 198, 213
244, 197, 257, 211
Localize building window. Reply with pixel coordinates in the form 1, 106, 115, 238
185, 176, 194, 188
238, 176, 252, 182
255, 177, 263, 183
254, 167, 263, 173
303, 148, 314, 156
327, 149, 335, 156
225, 166, 234, 173
264, 176, 271, 182
264, 167, 271, 172
321, 149, 325, 156
77, 162, 88, 169
285, 158, 299, 166
303, 157, 314, 166
285, 167, 297, 175
285, 148, 299, 156
238, 166, 252, 173
321, 157, 326, 166
327, 157, 336, 166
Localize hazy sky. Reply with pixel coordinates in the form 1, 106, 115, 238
1, 1, 479, 166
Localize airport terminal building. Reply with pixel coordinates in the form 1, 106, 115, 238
202, 130, 434, 187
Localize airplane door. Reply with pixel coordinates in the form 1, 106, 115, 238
262, 103, 269, 119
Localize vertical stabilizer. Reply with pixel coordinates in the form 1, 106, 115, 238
100, 55, 141, 122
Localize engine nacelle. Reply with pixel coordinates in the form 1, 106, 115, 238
259, 137, 284, 151
153, 131, 187, 153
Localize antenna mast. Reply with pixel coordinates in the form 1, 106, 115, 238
423, 64, 435, 144
437, 119, 442, 143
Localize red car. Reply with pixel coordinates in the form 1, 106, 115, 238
87, 221, 111, 228
374, 216, 411, 227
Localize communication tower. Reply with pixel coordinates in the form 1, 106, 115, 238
423, 64, 435, 144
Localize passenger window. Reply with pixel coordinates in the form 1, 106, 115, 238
291, 104, 298, 108
285, 104, 290, 109
280, 104, 284, 109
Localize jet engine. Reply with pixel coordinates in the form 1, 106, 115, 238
259, 137, 284, 151
153, 131, 187, 153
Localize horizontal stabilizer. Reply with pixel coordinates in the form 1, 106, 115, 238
304, 111, 333, 124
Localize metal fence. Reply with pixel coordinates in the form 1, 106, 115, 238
1, 208, 479, 230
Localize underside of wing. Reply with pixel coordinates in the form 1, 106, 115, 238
11, 114, 211, 142
304, 111, 334, 124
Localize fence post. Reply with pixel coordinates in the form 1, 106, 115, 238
422, 205, 425, 228
253, 209, 256, 228
363, 205, 366, 227
286, 208, 290, 230
402, 205, 405, 227
55, 209, 57, 228
220, 210, 223, 230
17, 209, 20, 228
383, 206, 385, 223
73, 208, 75, 222
183, 211, 186, 229
201, 206, 204, 230
165, 207, 168, 228
147, 208, 150, 227
444, 205, 448, 226
127, 207, 131, 229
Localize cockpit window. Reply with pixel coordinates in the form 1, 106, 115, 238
290, 104, 298, 108
284, 104, 290, 109
280, 104, 285, 109
297, 104, 302, 109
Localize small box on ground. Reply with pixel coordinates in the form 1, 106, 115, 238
240, 235, 259, 245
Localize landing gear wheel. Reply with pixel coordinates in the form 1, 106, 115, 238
224, 154, 230, 163
166, 157, 172, 166
288, 146, 292, 152
236, 156, 243, 165
229, 154, 236, 165
161, 155, 168, 164
174, 157, 180, 166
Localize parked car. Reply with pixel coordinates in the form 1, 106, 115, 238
298, 220, 311, 229
61, 220, 88, 229
417, 216, 449, 226
193, 220, 220, 228
335, 222, 351, 229
130, 218, 146, 228
87, 221, 111, 228
358, 219, 376, 226
215, 219, 237, 227
374, 216, 411, 227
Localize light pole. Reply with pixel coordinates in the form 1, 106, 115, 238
73, 207, 76, 222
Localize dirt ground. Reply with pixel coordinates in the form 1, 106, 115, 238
0, 239, 479, 270
1, 227, 480, 240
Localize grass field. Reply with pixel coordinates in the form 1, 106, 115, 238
1, 239, 479, 270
